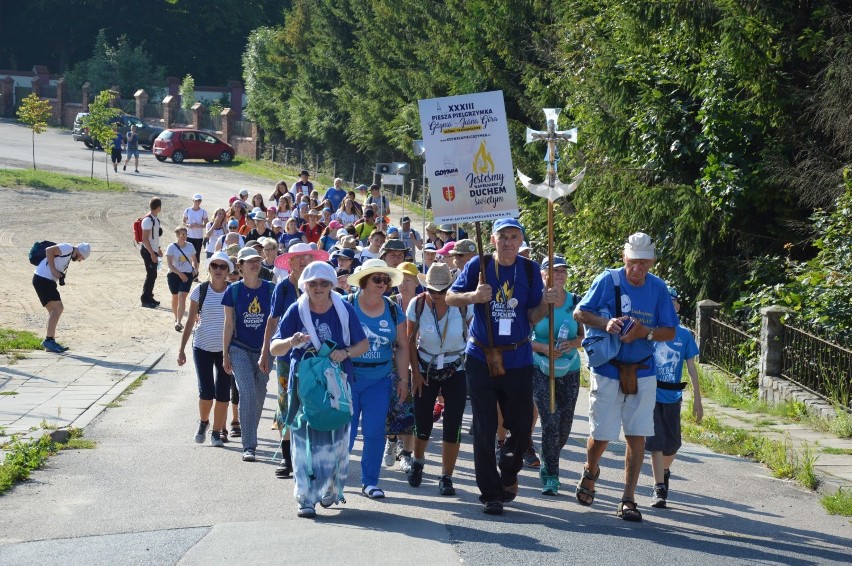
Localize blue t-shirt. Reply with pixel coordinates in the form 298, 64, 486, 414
346, 293, 403, 380
274, 300, 367, 383
451, 255, 543, 370
323, 187, 347, 211
279, 232, 303, 247
112, 134, 123, 150
655, 324, 699, 404
319, 235, 336, 252
221, 280, 274, 349
577, 268, 678, 379
271, 278, 301, 360
532, 292, 581, 374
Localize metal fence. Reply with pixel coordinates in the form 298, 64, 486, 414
143, 102, 162, 120
13, 87, 32, 109
42, 85, 58, 99
199, 113, 222, 133
704, 313, 759, 383
118, 98, 135, 115
171, 108, 193, 126
782, 324, 852, 409
233, 120, 253, 137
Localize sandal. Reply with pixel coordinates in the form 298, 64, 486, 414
575, 465, 599, 506
617, 499, 642, 522
230, 421, 241, 438
362, 485, 385, 499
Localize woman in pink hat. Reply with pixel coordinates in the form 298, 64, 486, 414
318, 220, 344, 252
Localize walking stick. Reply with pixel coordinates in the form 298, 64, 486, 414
474, 221, 501, 377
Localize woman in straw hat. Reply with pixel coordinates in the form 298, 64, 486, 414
406, 262, 471, 495
344, 259, 410, 499
178, 251, 234, 446
270, 261, 369, 518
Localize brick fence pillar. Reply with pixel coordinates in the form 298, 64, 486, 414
55, 78, 65, 126
221, 108, 234, 145
2, 76, 14, 117
82, 82, 90, 111
162, 95, 176, 127
31, 76, 42, 97
759, 306, 787, 402
696, 300, 720, 363
191, 102, 203, 129
228, 80, 243, 119
109, 86, 120, 107
135, 89, 148, 119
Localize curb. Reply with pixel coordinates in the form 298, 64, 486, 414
70, 350, 166, 431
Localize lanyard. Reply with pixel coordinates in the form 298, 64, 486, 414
492, 255, 517, 302
429, 299, 451, 349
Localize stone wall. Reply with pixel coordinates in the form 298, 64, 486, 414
760, 374, 837, 420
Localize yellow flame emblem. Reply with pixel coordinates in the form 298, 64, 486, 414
472, 141, 495, 174
247, 296, 262, 314
496, 281, 513, 304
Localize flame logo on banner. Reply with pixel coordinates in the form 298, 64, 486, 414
473, 141, 495, 174
248, 296, 262, 314
442, 186, 456, 201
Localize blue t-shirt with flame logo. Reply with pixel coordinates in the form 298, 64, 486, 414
221, 280, 274, 349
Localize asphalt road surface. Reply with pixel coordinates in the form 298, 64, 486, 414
1, 120, 851, 565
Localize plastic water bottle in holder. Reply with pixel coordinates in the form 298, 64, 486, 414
557, 322, 570, 349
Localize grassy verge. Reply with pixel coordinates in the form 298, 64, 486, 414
229, 158, 433, 222
0, 327, 44, 363
0, 168, 127, 193
821, 488, 852, 516
0, 428, 95, 495
104, 373, 148, 408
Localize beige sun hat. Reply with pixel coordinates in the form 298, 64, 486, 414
417, 262, 454, 291
346, 258, 403, 288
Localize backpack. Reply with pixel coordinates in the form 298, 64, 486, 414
28, 240, 63, 266
483, 254, 535, 289
133, 214, 161, 244
411, 292, 469, 342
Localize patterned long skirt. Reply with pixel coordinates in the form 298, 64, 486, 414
290, 416, 351, 507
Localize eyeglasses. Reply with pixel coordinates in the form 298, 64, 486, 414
307, 280, 332, 288
209, 263, 229, 271
370, 274, 391, 285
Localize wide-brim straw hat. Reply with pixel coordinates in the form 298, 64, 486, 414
417, 262, 454, 291
347, 258, 403, 288
274, 242, 329, 271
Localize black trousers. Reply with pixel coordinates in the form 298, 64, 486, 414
140, 247, 158, 302
465, 355, 534, 503
187, 237, 203, 264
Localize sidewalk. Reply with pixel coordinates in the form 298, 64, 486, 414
0, 349, 164, 454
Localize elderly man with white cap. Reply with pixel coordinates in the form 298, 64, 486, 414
31, 241, 91, 353
183, 194, 208, 264
573, 232, 678, 523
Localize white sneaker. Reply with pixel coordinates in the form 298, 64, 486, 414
398, 451, 412, 473
382, 438, 397, 467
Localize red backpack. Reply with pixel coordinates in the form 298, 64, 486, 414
133, 214, 154, 244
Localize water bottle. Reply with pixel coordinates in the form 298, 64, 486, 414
557, 322, 570, 349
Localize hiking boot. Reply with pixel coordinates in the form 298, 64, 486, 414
41, 338, 65, 354
398, 450, 413, 473
407, 460, 424, 487
275, 460, 293, 478
651, 484, 668, 508
523, 445, 540, 468
541, 475, 560, 496
242, 449, 256, 462
483, 500, 503, 515
383, 437, 398, 467
438, 475, 456, 496
230, 421, 241, 438
210, 431, 224, 447
194, 420, 209, 444
141, 301, 158, 309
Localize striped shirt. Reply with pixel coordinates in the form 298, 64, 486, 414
189, 283, 227, 352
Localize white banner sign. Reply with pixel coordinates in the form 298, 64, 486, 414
418, 91, 518, 223
381, 174, 404, 186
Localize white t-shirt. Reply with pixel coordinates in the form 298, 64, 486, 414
205, 224, 225, 254
334, 211, 359, 225
141, 214, 160, 250
183, 207, 208, 239
166, 242, 196, 273
189, 283, 227, 352
215, 233, 245, 251
359, 248, 380, 262
34, 243, 73, 282
406, 296, 468, 363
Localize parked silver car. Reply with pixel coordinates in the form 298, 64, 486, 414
72, 112, 163, 150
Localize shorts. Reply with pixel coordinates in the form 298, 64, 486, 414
588, 371, 656, 441
32, 274, 60, 306
645, 400, 682, 455
111, 148, 122, 163
166, 271, 193, 294
126, 147, 140, 158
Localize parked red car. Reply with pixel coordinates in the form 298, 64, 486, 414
152, 129, 235, 163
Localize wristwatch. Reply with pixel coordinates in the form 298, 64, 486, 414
646, 328, 655, 341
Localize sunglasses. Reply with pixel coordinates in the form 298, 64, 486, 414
209, 263, 229, 271
370, 274, 391, 285
427, 288, 447, 295
307, 280, 332, 288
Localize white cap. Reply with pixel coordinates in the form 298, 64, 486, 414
192, 193, 202, 201
624, 232, 656, 260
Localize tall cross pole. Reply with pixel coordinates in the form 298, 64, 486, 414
517, 108, 585, 412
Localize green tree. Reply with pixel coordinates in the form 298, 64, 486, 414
82, 90, 121, 180
179, 74, 195, 111
15, 92, 53, 170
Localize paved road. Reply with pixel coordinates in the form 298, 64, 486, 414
1, 121, 850, 564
